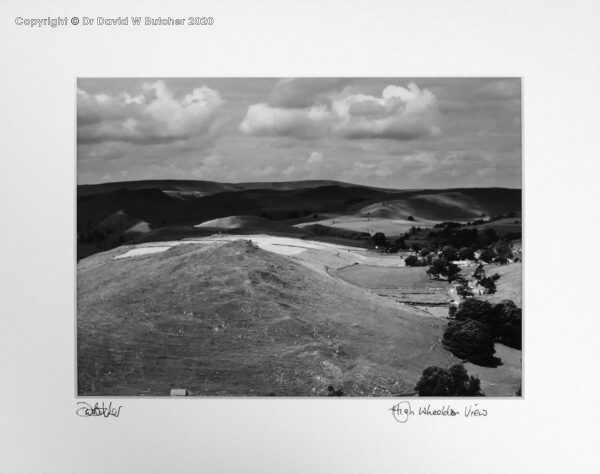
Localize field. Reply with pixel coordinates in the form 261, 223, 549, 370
295, 215, 435, 237
481, 262, 522, 307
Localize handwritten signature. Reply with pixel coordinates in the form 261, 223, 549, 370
390, 401, 487, 423
76, 401, 123, 418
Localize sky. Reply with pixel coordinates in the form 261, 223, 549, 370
77, 77, 521, 188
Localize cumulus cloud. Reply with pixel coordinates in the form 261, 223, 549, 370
306, 151, 324, 166
239, 103, 330, 139
240, 82, 441, 140
332, 84, 441, 139
77, 80, 224, 145
267, 78, 348, 109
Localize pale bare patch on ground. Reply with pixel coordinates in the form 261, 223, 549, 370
114, 246, 173, 259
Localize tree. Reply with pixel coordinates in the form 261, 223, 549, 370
494, 242, 514, 260
442, 320, 499, 367
480, 273, 500, 294
472, 264, 486, 281
492, 300, 522, 349
456, 284, 473, 298
441, 245, 459, 262
427, 259, 461, 282
459, 247, 475, 260
407, 215, 415, 221
395, 237, 407, 250
478, 248, 497, 263
445, 262, 461, 282
427, 259, 447, 279
415, 364, 483, 396
454, 298, 494, 324
372, 232, 387, 247
404, 255, 421, 267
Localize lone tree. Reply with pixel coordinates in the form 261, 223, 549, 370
415, 364, 483, 396
443, 319, 500, 367
480, 273, 500, 294
404, 255, 421, 267
372, 232, 387, 247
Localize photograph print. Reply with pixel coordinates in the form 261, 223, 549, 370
77, 77, 522, 397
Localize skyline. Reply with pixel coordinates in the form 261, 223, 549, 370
77, 77, 521, 188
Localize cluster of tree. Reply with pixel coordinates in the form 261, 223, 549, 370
422, 225, 520, 254
414, 364, 483, 396
426, 258, 461, 282
470, 264, 500, 294
442, 298, 522, 366
432, 212, 518, 229
404, 255, 425, 267
373, 230, 517, 270
433, 221, 463, 230
455, 276, 474, 298
478, 241, 514, 264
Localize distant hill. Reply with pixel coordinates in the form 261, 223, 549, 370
77, 179, 387, 198
78, 240, 456, 396
356, 188, 522, 221
77, 180, 521, 259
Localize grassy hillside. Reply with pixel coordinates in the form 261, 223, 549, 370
355, 188, 522, 221
77, 240, 457, 396
195, 215, 305, 234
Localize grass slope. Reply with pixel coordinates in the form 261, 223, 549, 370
77, 240, 455, 396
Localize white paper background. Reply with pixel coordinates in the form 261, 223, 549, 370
1, 0, 599, 472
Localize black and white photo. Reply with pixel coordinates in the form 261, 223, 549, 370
77, 77, 522, 397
